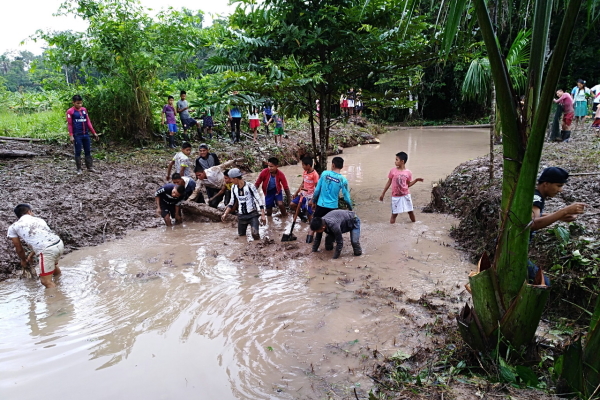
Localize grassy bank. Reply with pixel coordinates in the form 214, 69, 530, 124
0, 110, 65, 140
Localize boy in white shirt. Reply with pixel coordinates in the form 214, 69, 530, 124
7, 204, 64, 288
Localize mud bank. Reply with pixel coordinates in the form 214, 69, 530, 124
0, 120, 381, 278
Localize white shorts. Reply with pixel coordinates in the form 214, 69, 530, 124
38, 240, 64, 277
347, 100, 355, 108
391, 195, 413, 214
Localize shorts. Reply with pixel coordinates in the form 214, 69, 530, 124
292, 195, 313, 215
347, 99, 355, 108
250, 119, 260, 129
265, 190, 283, 208
203, 116, 214, 127
314, 205, 335, 219
167, 123, 178, 133
181, 118, 198, 129
592, 118, 600, 128
274, 127, 284, 136
38, 240, 64, 277
160, 199, 177, 218
391, 194, 413, 214
563, 112, 574, 126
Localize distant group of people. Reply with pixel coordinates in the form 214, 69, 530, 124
340, 88, 363, 117
552, 79, 600, 142
161, 91, 285, 147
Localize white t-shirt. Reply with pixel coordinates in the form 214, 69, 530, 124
571, 86, 591, 102
591, 84, 600, 104
248, 112, 259, 120
173, 152, 193, 177
7, 214, 60, 255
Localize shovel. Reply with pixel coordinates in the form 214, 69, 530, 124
282, 194, 303, 242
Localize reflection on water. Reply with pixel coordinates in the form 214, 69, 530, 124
0, 128, 488, 399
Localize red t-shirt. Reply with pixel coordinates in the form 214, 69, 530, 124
557, 93, 574, 114
389, 168, 412, 197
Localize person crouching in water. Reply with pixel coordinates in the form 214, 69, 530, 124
221, 168, 266, 240
155, 183, 186, 226
310, 210, 362, 259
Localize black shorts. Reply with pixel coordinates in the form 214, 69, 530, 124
181, 118, 198, 129
160, 200, 177, 218
314, 205, 335, 219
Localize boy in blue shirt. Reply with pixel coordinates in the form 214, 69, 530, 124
309, 157, 352, 218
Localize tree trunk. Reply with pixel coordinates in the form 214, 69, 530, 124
489, 84, 496, 183
180, 201, 237, 222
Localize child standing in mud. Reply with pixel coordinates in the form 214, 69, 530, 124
380, 152, 423, 223
222, 168, 266, 240
291, 157, 319, 223
162, 96, 178, 148
166, 142, 193, 180
255, 157, 292, 217
66, 94, 99, 174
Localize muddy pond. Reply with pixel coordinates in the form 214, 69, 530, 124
0, 128, 489, 399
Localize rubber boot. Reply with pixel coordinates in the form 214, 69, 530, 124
325, 234, 334, 251
75, 157, 83, 175
561, 130, 571, 142
352, 243, 363, 256
235, 130, 240, 143
197, 128, 204, 141
169, 135, 176, 148
182, 133, 190, 143
84, 156, 95, 172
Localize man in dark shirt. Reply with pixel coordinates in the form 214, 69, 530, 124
310, 210, 362, 259
155, 183, 186, 226
171, 173, 196, 201
195, 143, 221, 171
529, 167, 587, 285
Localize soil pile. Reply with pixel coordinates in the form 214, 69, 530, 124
424, 131, 600, 312
0, 119, 382, 278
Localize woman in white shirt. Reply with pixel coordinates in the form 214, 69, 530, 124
249, 107, 260, 142
571, 79, 591, 129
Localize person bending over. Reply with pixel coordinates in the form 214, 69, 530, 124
310, 210, 362, 259
155, 183, 186, 226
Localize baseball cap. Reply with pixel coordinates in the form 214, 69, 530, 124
228, 168, 243, 178
538, 167, 569, 183
198, 143, 209, 150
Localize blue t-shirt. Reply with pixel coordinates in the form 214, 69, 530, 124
267, 176, 277, 194
72, 109, 90, 136
230, 107, 242, 118
313, 170, 352, 209
264, 106, 273, 116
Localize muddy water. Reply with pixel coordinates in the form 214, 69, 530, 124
0, 128, 488, 399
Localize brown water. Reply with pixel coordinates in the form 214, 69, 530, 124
0, 128, 489, 399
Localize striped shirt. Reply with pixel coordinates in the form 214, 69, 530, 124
228, 182, 264, 214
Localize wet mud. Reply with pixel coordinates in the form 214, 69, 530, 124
1, 128, 496, 399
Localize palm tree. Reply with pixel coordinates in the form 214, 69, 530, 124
461, 29, 531, 182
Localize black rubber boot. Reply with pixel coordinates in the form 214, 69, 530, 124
352, 243, 363, 256
182, 133, 190, 142
168, 135, 176, 148
561, 130, 571, 142
325, 234, 334, 251
75, 157, 82, 175
84, 156, 95, 172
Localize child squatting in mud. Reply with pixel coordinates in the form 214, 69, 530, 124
380, 151, 423, 223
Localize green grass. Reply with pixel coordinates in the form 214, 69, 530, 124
0, 109, 66, 140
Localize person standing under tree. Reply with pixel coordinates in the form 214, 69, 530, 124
66, 94, 99, 174
177, 91, 203, 141
554, 89, 574, 142
570, 79, 591, 130
267, 112, 285, 146
162, 95, 178, 148
7, 204, 65, 288
249, 106, 261, 142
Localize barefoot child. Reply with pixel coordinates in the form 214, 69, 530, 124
291, 157, 319, 223
380, 152, 423, 223
255, 157, 292, 217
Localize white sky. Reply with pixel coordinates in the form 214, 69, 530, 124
0, 0, 236, 55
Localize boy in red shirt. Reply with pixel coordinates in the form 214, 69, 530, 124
255, 157, 292, 217
291, 157, 320, 223
554, 89, 574, 142
379, 152, 423, 223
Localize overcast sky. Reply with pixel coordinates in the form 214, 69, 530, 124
0, 0, 235, 55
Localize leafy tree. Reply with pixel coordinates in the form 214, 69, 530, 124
207, 0, 434, 169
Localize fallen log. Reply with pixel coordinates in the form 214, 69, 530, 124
180, 201, 237, 222
0, 150, 38, 158
0, 136, 45, 142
